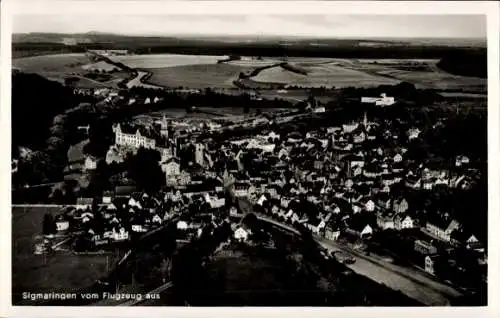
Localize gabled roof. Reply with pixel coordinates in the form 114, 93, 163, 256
165, 157, 181, 164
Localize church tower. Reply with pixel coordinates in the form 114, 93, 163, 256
160, 115, 169, 139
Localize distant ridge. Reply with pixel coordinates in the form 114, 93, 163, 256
12, 32, 486, 48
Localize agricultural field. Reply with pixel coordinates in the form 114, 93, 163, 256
13, 53, 486, 92
108, 54, 227, 69
13, 53, 129, 89
342, 59, 487, 92
374, 68, 486, 91
226, 58, 282, 67
12, 53, 90, 79
145, 63, 253, 89
12, 206, 112, 303
251, 63, 400, 88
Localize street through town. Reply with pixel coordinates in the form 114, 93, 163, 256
235, 196, 463, 306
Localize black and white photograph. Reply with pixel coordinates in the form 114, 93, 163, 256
2, 0, 499, 313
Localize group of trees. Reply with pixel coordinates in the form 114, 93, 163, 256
83, 117, 115, 158
437, 49, 487, 78
12, 72, 96, 188
124, 148, 165, 193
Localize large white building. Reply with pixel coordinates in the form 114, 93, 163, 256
361, 93, 395, 107
113, 123, 156, 149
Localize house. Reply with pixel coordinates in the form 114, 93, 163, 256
152, 214, 162, 224
455, 155, 470, 167
128, 197, 142, 209
84, 156, 98, 170
342, 123, 359, 133
424, 255, 438, 275
209, 197, 226, 209
407, 128, 421, 140
393, 153, 403, 163
324, 227, 341, 241
360, 225, 373, 237
377, 214, 395, 230
229, 206, 240, 217
233, 182, 251, 197
393, 198, 409, 214
347, 221, 373, 238
394, 215, 414, 230
365, 200, 375, 212
257, 194, 267, 206
353, 131, 366, 144
109, 216, 120, 225
131, 224, 147, 233
422, 179, 434, 190
76, 197, 93, 210
103, 230, 114, 239
234, 227, 250, 242
56, 219, 69, 231
112, 227, 129, 241
176, 221, 189, 230
465, 235, 482, 250
162, 157, 181, 176
414, 240, 438, 255
102, 192, 113, 204
426, 219, 461, 242
450, 231, 483, 250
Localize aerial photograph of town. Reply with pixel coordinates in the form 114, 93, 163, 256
10, 11, 488, 307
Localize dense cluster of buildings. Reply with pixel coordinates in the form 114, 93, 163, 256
61, 85, 485, 290
197, 109, 485, 280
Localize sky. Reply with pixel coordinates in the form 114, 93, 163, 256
13, 14, 486, 39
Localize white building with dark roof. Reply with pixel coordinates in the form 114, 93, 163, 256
113, 123, 156, 149
361, 93, 395, 107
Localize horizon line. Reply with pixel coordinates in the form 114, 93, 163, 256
13, 31, 487, 41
